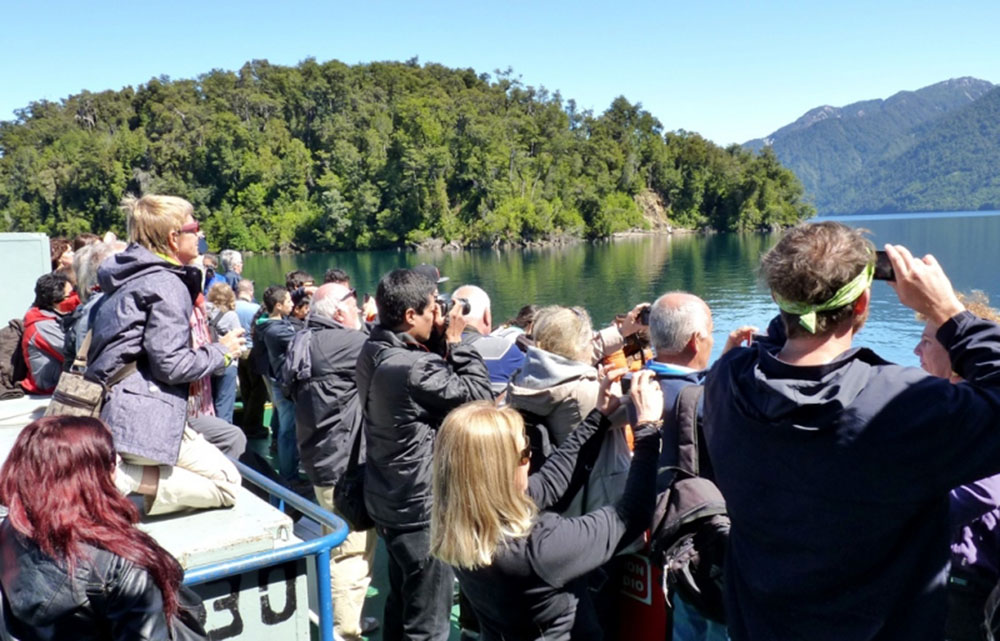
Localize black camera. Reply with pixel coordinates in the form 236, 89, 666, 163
621, 372, 633, 395
437, 295, 471, 315
638, 304, 651, 325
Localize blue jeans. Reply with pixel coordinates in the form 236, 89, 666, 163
212, 365, 238, 424
268, 378, 300, 484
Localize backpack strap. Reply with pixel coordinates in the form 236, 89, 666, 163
281, 327, 314, 398
208, 310, 225, 339
72, 328, 94, 370
674, 384, 704, 477
72, 329, 137, 389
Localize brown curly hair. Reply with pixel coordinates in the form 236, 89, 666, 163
760, 221, 873, 338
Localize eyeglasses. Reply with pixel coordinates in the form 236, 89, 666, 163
340, 288, 357, 302
177, 221, 200, 235
519, 432, 532, 466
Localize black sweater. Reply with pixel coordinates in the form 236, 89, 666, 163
455, 409, 659, 641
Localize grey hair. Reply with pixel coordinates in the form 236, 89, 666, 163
219, 249, 242, 272
311, 293, 343, 320
453, 285, 490, 322
73, 241, 125, 303
649, 293, 710, 354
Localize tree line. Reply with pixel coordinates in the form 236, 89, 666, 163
0, 58, 814, 251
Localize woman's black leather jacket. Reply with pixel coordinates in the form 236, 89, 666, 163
0, 520, 170, 641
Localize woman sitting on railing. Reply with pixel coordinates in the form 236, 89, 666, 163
0, 415, 203, 641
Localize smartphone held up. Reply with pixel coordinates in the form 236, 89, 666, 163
874, 250, 895, 281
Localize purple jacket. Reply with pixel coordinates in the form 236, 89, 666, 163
950, 474, 1000, 580
87, 244, 226, 465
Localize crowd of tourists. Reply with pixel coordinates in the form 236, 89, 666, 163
2, 194, 1000, 641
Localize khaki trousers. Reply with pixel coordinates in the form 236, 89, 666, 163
314, 485, 377, 641
121, 426, 241, 516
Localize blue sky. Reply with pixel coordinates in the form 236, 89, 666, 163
2, 0, 996, 145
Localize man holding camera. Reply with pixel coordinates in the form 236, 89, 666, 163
704, 221, 1000, 641
356, 268, 493, 641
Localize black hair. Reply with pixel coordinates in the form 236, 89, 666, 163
509, 304, 538, 330
284, 270, 314, 291
262, 285, 289, 314
323, 268, 351, 285
33, 272, 70, 311
376, 269, 435, 329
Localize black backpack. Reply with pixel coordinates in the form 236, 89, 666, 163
280, 326, 314, 400
649, 384, 729, 624
0, 318, 27, 400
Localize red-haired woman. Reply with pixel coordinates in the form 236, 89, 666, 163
0, 416, 198, 640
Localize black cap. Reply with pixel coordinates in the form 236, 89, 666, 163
413, 264, 449, 284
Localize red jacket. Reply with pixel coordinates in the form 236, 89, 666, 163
21, 307, 65, 394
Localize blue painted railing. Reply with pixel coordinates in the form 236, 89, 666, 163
182, 461, 349, 641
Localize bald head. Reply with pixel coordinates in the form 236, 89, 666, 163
452, 284, 492, 334
312, 283, 361, 329
649, 292, 714, 369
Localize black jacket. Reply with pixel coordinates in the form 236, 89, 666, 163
704, 312, 1000, 641
291, 315, 369, 487
455, 411, 660, 641
356, 324, 493, 529
0, 521, 170, 641
257, 317, 297, 381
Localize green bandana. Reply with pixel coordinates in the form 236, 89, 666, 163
773, 261, 874, 333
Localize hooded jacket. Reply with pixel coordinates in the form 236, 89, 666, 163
356, 324, 492, 529
20, 307, 65, 394
257, 317, 297, 382
703, 311, 1000, 641
86, 244, 226, 465
0, 520, 169, 641
507, 346, 599, 448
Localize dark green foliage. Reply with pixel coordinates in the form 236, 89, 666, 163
822, 87, 1000, 215
0, 59, 813, 250
744, 77, 996, 215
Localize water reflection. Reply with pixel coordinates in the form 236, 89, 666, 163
243, 212, 1000, 369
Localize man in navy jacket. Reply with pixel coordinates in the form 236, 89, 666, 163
704, 221, 1000, 641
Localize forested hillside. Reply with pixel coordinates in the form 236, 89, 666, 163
744, 77, 995, 215
0, 58, 813, 251
820, 86, 1000, 214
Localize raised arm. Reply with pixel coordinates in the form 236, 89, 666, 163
528, 374, 663, 587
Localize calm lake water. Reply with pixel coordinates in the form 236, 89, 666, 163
243, 210, 1000, 368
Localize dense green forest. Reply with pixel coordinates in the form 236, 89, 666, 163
819, 86, 1000, 215
0, 58, 813, 251
743, 77, 998, 215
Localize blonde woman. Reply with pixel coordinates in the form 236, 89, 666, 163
507, 305, 631, 515
507, 306, 599, 450
431, 370, 664, 641
86, 194, 245, 515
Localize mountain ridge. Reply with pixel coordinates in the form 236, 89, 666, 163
744, 77, 995, 213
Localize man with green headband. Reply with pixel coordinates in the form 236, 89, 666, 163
702, 221, 1000, 641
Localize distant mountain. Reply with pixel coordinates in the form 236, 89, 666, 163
744, 77, 996, 214
821, 86, 1000, 214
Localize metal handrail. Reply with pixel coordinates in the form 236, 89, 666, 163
182, 461, 349, 641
